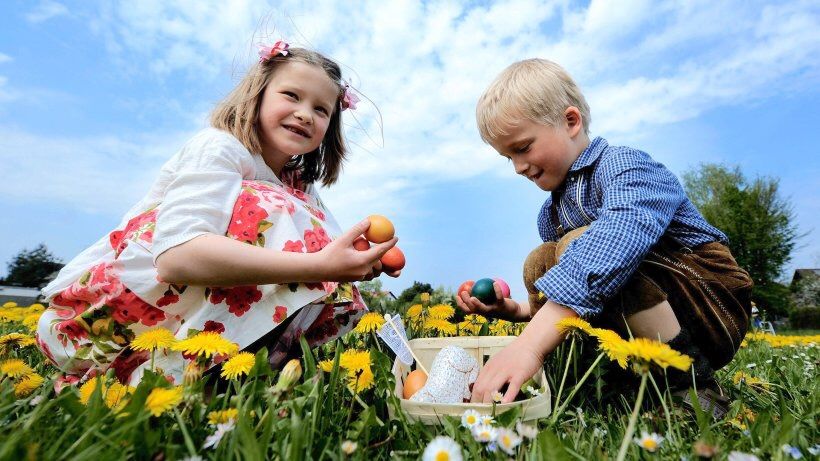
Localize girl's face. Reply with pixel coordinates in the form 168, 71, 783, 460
258, 61, 339, 173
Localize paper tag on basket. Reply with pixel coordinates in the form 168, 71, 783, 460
377, 314, 414, 366
409, 346, 479, 404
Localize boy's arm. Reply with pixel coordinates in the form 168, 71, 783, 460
470, 300, 577, 403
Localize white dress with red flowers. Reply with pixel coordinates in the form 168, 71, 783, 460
37, 128, 366, 385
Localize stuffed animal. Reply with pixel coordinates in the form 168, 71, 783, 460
522, 226, 588, 313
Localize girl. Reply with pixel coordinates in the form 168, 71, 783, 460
37, 41, 398, 386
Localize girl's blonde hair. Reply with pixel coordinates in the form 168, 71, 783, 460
476, 59, 591, 143
211, 48, 347, 186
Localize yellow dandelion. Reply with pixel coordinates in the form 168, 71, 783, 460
465, 314, 488, 324
346, 366, 374, 392
732, 371, 771, 391
0, 333, 37, 354
14, 372, 44, 398
220, 352, 255, 380
591, 328, 631, 368
22, 313, 41, 331
556, 317, 594, 335
208, 408, 239, 425
353, 312, 385, 334
171, 331, 239, 359
489, 319, 513, 336
130, 328, 177, 351
428, 304, 455, 320
79, 377, 104, 405
339, 349, 371, 372
420, 292, 431, 304
318, 360, 335, 373
424, 318, 457, 336
2, 301, 18, 308
145, 386, 183, 417
625, 338, 693, 372
406, 304, 423, 320
105, 382, 135, 411
457, 320, 482, 335
0, 359, 34, 378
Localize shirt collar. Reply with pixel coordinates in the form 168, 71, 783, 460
568, 136, 607, 172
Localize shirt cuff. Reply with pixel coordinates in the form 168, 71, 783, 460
533, 263, 603, 318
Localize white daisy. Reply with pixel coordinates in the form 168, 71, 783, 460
422, 436, 463, 461
202, 421, 235, 449
471, 424, 498, 443
479, 415, 495, 425
516, 421, 538, 440
491, 391, 503, 403
525, 385, 542, 396
592, 427, 608, 438
29, 395, 44, 406
461, 409, 481, 429
727, 451, 760, 461
341, 440, 357, 454
633, 432, 664, 452
495, 428, 522, 455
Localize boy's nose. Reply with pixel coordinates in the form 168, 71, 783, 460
513, 161, 528, 176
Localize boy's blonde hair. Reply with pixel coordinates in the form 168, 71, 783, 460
476, 59, 591, 143
211, 48, 347, 186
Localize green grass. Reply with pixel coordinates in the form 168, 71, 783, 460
1, 308, 818, 460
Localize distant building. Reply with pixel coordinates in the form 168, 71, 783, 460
0, 285, 43, 306
791, 268, 820, 286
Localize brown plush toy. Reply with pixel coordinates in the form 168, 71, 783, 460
522, 226, 588, 315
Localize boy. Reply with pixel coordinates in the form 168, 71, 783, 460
458, 59, 752, 417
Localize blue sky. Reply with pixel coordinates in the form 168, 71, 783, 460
1, 0, 818, 300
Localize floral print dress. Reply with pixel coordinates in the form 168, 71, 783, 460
37, 131, 366, 386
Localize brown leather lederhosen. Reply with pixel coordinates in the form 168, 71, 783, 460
546, 199, 753, 370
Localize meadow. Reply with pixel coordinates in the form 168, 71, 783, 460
0, 293, 818, 460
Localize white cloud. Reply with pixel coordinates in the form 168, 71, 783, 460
0, 53, 11, 64
4, 0, 819, 229
25, 1, 69, 23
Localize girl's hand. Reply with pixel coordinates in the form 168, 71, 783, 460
317, 219, 398, 282
456, 283, 528, 321
470, 337, 543, 403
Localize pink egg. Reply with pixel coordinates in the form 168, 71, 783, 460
493, 277, 511, 298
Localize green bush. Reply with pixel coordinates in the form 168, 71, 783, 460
790, 307, 820, 329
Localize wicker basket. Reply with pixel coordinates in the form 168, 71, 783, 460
389, 336, 551, 425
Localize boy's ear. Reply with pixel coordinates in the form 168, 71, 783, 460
565, 106, 583, 137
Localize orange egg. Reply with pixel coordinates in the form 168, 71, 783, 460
380, 246, 405, 272
402, 369, 427, 399
352, 236, 371, 251
365, 215, 395, 243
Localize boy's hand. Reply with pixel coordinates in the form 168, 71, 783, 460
456, 282, 529, 321
470, 337, 543, 403
470, 300, 579, 403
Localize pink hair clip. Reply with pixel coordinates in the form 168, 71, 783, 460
341, 83, 359, 111
258, 40, 289, 63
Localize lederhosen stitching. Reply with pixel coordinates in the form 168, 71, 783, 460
646, 249, 741, 353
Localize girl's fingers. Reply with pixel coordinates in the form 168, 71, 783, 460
342, 219, 371, 244
364, 237, 398, 260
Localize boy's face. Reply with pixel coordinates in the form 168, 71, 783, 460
489, 114, 582, 191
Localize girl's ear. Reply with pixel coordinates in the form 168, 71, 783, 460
565, 106, 583, 137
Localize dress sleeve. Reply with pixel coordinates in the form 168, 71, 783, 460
151, 130, 256, 263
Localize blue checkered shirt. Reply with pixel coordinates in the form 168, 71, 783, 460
534, 137, 727, 318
